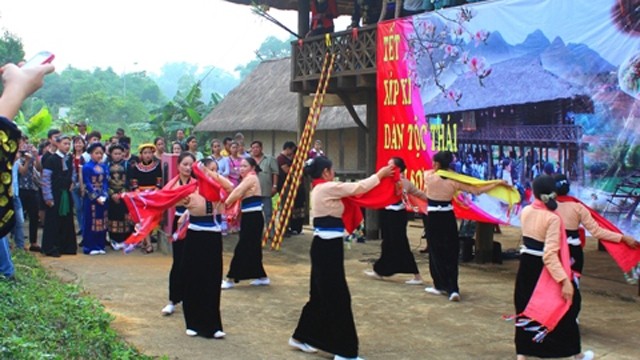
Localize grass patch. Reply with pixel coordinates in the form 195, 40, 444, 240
0, 251, 159, 360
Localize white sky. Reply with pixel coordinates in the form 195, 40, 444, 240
0, 0, 349, 76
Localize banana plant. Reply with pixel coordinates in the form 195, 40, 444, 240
131, 81, 222, 140
14, 107, 52, 141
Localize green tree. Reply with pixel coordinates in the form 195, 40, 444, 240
150, 62, 239, 101
0, 30, 24, 64
235, 36, 293, 79
131, 81, 222, 144
0, 30, 25, 94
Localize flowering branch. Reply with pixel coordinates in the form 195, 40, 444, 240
405, 7, 492, 105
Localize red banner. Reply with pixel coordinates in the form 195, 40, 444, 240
377, 19, 435, 191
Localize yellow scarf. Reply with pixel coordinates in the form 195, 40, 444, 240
435, 170, 521, 206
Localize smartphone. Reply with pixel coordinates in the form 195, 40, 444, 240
22, 51, 55, 69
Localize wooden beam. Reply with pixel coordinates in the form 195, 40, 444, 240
303, 94, 344, 107
356, 74, 376, 88
365, 89, 379, 240
337, 92, 368, 133
337, 76, 356, 89
302, 92, 369, 107
302, 80, 318, 92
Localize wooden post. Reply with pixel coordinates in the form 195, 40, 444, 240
519, 145, 525, 183
297, 0, 310, 225
357, 126, 367, 171
365, 89, 379, 239
487, 145, 493, 179
475, 222, 494, 263
297, 0, 310, 37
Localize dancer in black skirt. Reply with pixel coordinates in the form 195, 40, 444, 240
515, 175, 594, 360
423, 151, 504, 301
289, 156, 394, 360
364, 157, 427, 284
177, 158, 232, 339
161, 152, 195, 316
553, 173, 636, 277
221, 157, 269, 289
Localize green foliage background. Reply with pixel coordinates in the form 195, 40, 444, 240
1, 32, 292, 148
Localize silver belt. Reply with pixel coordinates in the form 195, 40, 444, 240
519, 245, 543, 257
567, 236, 581, 246
427, 205, 453, 212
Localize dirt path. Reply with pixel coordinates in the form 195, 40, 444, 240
40, 222, 639, 360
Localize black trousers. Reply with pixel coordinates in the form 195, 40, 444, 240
19, 189, 40, 244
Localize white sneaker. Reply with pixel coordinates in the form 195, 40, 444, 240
364, 270, 382, 279
288, 337, 318, 353
580, 350, 595, 360
185, 329, 197, 337
405, 278, 423, 285
449, 292, 461, 302
89, 250, 100, 256
98, 250, 106, 255
250, 277, 270, 286
161, 303, 175, 316
110, 240, 123, 251
425, 287, 446, 296
221, 280, 234, 289
213, 330, 226, 339
334, 355, 364, 360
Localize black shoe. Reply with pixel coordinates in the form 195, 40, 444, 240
46, 252, 61, 258
29, 244, 41, 252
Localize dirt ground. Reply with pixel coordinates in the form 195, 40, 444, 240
39, 220, 639, 360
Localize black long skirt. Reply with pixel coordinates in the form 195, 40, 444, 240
374, 209, 420, 276
226, 211, 267, 281
569, 244, 584, 274
514, 253, 581, 357
41, 193, 77, 256
182, 229, 223, 338
169, 216, 185, 304
107, 197, 132, 243
293, 236, 359, 358
425, 210, 459, 294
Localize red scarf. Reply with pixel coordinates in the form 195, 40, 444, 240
191, 163, 223, 202
311, 171, 401, 234
517, 200, 572, 339
122, 164, 232, 247
557, 195, 640, 272
121, 180, 197, 246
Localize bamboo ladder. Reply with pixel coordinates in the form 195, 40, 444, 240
263, 44, 337, 250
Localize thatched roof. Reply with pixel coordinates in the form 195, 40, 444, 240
195, 58, 366, 132
423, 55, 591, 115
223, 0, 354, 16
